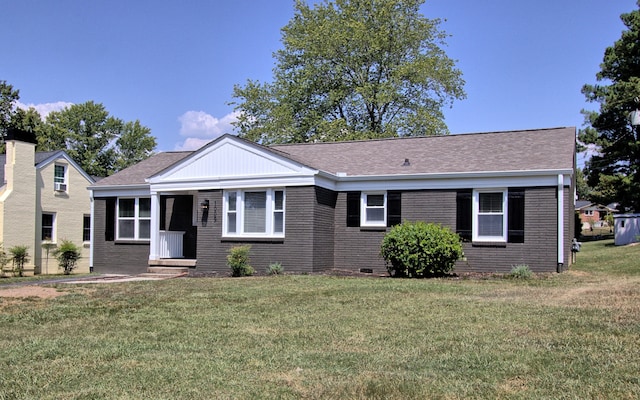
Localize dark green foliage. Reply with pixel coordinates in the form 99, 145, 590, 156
227, 245, 254, 277
380, 221, 463, 278
579, 3, 640, 211
231, 0, 465, 144
53, 240, 82, 275
8, 245, 29, 277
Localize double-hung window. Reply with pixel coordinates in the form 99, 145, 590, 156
361, 192, 387, 227
42, 213, 55, 241
83, 215, 91, 242
224, 189, 285, 237
472, 189, 507, 242
117, 198, 151, 240
54, 164, 67, 192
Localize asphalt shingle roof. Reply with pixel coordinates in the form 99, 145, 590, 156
91, 152, 192, 186
89, 127, 575, 187
270, 127, 576, 176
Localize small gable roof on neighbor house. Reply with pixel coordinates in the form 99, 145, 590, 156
89, 127, 576, 276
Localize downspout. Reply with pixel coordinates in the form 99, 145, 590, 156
89, 192, 94, 272
557, 174, 564, 272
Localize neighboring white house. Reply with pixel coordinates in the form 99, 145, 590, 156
0, 128, 95, 275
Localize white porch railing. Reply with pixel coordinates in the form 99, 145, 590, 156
159, 231, 185, 258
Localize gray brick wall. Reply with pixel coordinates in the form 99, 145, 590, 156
334, 187, 564, 274
92, 197, 150, 275
195, 186, 320, 275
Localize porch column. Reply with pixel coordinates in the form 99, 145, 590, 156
149, 191, 160, 261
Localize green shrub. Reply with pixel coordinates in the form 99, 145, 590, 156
380, 221, 463, 278
227, 245, 254, 277
507, 264, 533, 279
53, 240, 82, 275
266, 262, 284, 276
9, 245, 29, 277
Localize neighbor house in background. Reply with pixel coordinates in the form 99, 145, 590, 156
0, 129, 95, 275
89, 127, 576, 276
575, 200, 617, 229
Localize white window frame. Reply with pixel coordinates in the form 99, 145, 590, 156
42, 212, 56, 242
54, 164, 68, 192
116, 197, 151, 241
83, 214, 91, 242
472, 189, 507, 242
223, 189, 285, 238
361, 192, 387, 227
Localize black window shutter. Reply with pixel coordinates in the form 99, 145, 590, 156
508, 189, 525, 243
456, 190, 472, 241
387, 191, 402, 227
105, 197, 116, 241
346, 192, 361, 227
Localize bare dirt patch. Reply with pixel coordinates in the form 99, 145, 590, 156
0, 286, 70, 299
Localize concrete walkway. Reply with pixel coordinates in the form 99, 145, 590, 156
0, 272, 187, 287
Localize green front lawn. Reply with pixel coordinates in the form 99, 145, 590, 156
1, 240, 639, 399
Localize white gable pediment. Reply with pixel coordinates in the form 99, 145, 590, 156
149, 136, 316, 185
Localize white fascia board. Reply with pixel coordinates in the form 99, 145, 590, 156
150, 174, 318, 193
89, 185, 151, 198
329, 169, 573, 192
37, 151, 96, 184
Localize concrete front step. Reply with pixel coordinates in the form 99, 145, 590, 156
146, 266, 190, 275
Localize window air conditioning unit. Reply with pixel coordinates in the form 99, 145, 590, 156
54, 182, 67, 192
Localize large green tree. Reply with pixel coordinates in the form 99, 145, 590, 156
579, 1, 640, 212
231, 0, 465, 144
39, 101, 156, 177
0, 80, 20, 137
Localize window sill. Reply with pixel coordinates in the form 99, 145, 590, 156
115, 239, 150, 245
471, 241, 507, 248
222, 237, 285, 244
359, 226, 387, 232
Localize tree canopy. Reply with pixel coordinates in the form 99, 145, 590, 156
231, 0, 465, 144
579, 1, 640, 211
0, 81, 156, 177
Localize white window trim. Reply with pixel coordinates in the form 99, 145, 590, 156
361, 192, 387, 227
54, 164, 67, 183
42, 212, 56, 242
223, 189, 285, 238
116, 197, 151, 241
83, 214, 91, 243
472, 189, 507, 242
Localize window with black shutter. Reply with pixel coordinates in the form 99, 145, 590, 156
387, 191, 402, 227
456, 190, 472, 241
346, 192, 361, 227
105, 198, 116, 241
508, 189, 525, 243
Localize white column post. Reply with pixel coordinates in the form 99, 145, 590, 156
149, 191, 160, 261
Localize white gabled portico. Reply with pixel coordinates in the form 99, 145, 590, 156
145, 134, 320, 263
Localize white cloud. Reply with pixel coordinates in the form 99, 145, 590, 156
175, 110, 239, 150
174, 137, 214, 151
16, 101, 73, 118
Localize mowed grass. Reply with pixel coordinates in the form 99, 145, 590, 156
1, 241, 639, 399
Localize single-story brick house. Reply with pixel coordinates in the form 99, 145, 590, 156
88, 127, 576, 275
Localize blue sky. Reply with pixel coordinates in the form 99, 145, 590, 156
2, 0, 637, 167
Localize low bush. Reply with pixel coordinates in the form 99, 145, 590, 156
266, 262, 284, 276
507, 264, 533, 279
380, 221, 463, 278
9, 245, 29, 277
227, 245, 254, 277
54, 240, 82, 275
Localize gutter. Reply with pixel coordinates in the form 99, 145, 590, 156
557, 174, 565, 272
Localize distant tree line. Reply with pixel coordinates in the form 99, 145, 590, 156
0, 80, 156, 177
